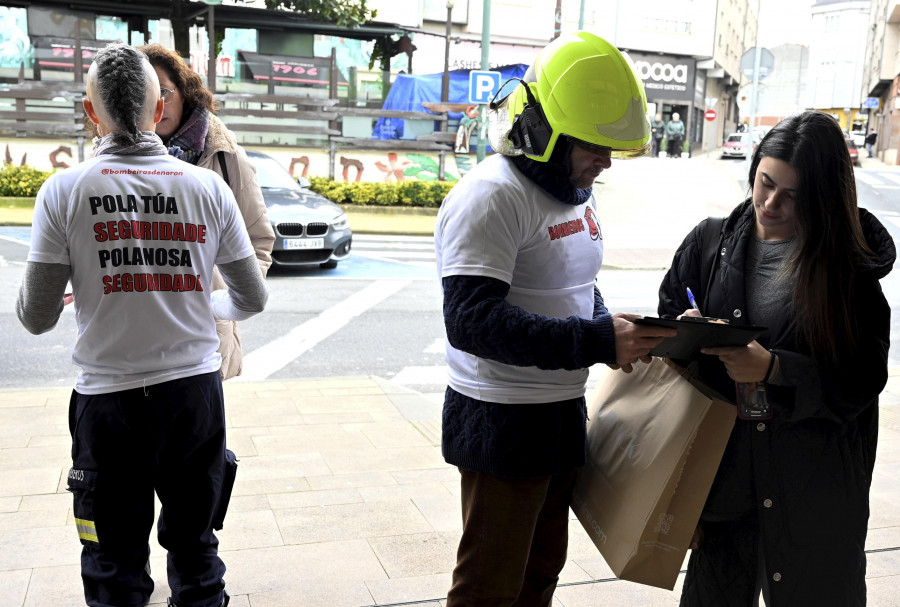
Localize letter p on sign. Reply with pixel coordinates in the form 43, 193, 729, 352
469, 70, 502, 105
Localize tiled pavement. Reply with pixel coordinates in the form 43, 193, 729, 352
2, 369, 900, 607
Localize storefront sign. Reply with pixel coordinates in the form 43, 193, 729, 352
33, 37, 108, 72
627, 51, 696, 103
238, 51, 348, 87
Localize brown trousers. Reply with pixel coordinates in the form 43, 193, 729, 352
446, 467, 578, 607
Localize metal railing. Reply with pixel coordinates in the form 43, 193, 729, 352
0, 80, 454, 179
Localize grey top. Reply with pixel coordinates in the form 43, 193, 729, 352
15, 261, 68, 335
744, 234, 793, 332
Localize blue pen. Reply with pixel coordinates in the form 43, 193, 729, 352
686, 287, 701, 314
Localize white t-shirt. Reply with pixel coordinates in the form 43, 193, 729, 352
435, 154, 604, 404
29, 153, 254, 394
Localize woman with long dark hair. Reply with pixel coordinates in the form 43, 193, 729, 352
137, 44, 274, 380
658, 110, 894, 605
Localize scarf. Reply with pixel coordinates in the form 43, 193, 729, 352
510, 136, 592, 206
92, 131, 167, 157
165, 107, 210, 165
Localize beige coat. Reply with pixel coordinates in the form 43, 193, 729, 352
198, 114, 275, 380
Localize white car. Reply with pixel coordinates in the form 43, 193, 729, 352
721, 132, 761, 159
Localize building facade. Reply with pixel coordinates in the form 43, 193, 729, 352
370, 0, 760, 154
704, 0, 761, 141
862, 0, 900, 164
600, 0, 759, 153
0, 0, 770, 176
808, 0, 871, 133
750, 44, 810, 128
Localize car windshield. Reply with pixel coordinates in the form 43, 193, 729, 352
251, 155, 301, 190
727, 134, 744, 143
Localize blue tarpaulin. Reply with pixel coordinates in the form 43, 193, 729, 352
372, 64, 528, 140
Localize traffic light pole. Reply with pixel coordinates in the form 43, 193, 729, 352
476, 0, 491, 163
743, 45, 762, 179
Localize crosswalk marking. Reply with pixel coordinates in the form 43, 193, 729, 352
390, 365, 448, 386
856, 171, 900, 184
0, 234, 30, 246
352, 234, 437, 267
878, 172, 900, 186
237, 279, 411, 381
855, 171, 882, 185
355, 250, 435, 260
856, 171, 900, 189
353, 235, 434, 248
424, 338, 445, 354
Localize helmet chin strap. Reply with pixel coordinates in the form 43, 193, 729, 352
489, 77, 536, 110
554, 135, 576, 183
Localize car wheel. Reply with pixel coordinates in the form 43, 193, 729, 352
320, 260, 338, 270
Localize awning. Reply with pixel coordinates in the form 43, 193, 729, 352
868, 79, 891, 98
16, 1, 406, 42
192, 4, 406, 41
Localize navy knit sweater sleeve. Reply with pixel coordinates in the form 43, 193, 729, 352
442, 274, 617, 369
593, 285, 608, 320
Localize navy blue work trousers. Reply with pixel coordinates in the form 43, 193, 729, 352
67, 371, 228, 607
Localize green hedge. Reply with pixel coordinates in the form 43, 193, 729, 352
0, 163, 457, 208
0, 164, 53, 197
308, 177, 455, 208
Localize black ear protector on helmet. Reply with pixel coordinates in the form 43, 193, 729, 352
489, 78, 553, 157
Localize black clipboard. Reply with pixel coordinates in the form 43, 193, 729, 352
634, 316, 766, 360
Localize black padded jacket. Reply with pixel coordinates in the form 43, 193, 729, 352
658, 200, 895, 606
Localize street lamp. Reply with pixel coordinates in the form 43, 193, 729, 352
441, 1, 455, 103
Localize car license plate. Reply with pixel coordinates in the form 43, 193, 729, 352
283, 238, 324, 250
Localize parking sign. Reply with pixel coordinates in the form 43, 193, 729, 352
468, 70, 502, 105
862, 97, 879, 109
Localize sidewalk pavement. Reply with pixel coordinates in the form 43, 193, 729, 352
3, 153, 899, 606
2, 371, 900, 607
861, 152, 891, 172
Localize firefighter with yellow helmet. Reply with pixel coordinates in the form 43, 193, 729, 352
434, 31, 675, 606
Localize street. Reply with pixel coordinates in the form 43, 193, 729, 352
0, 231, 664, 396
2, 158, 899, 396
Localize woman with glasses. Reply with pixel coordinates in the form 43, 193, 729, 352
138, 44, 275, 381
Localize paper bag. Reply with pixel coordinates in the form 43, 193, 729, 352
571, 357, 735, 590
